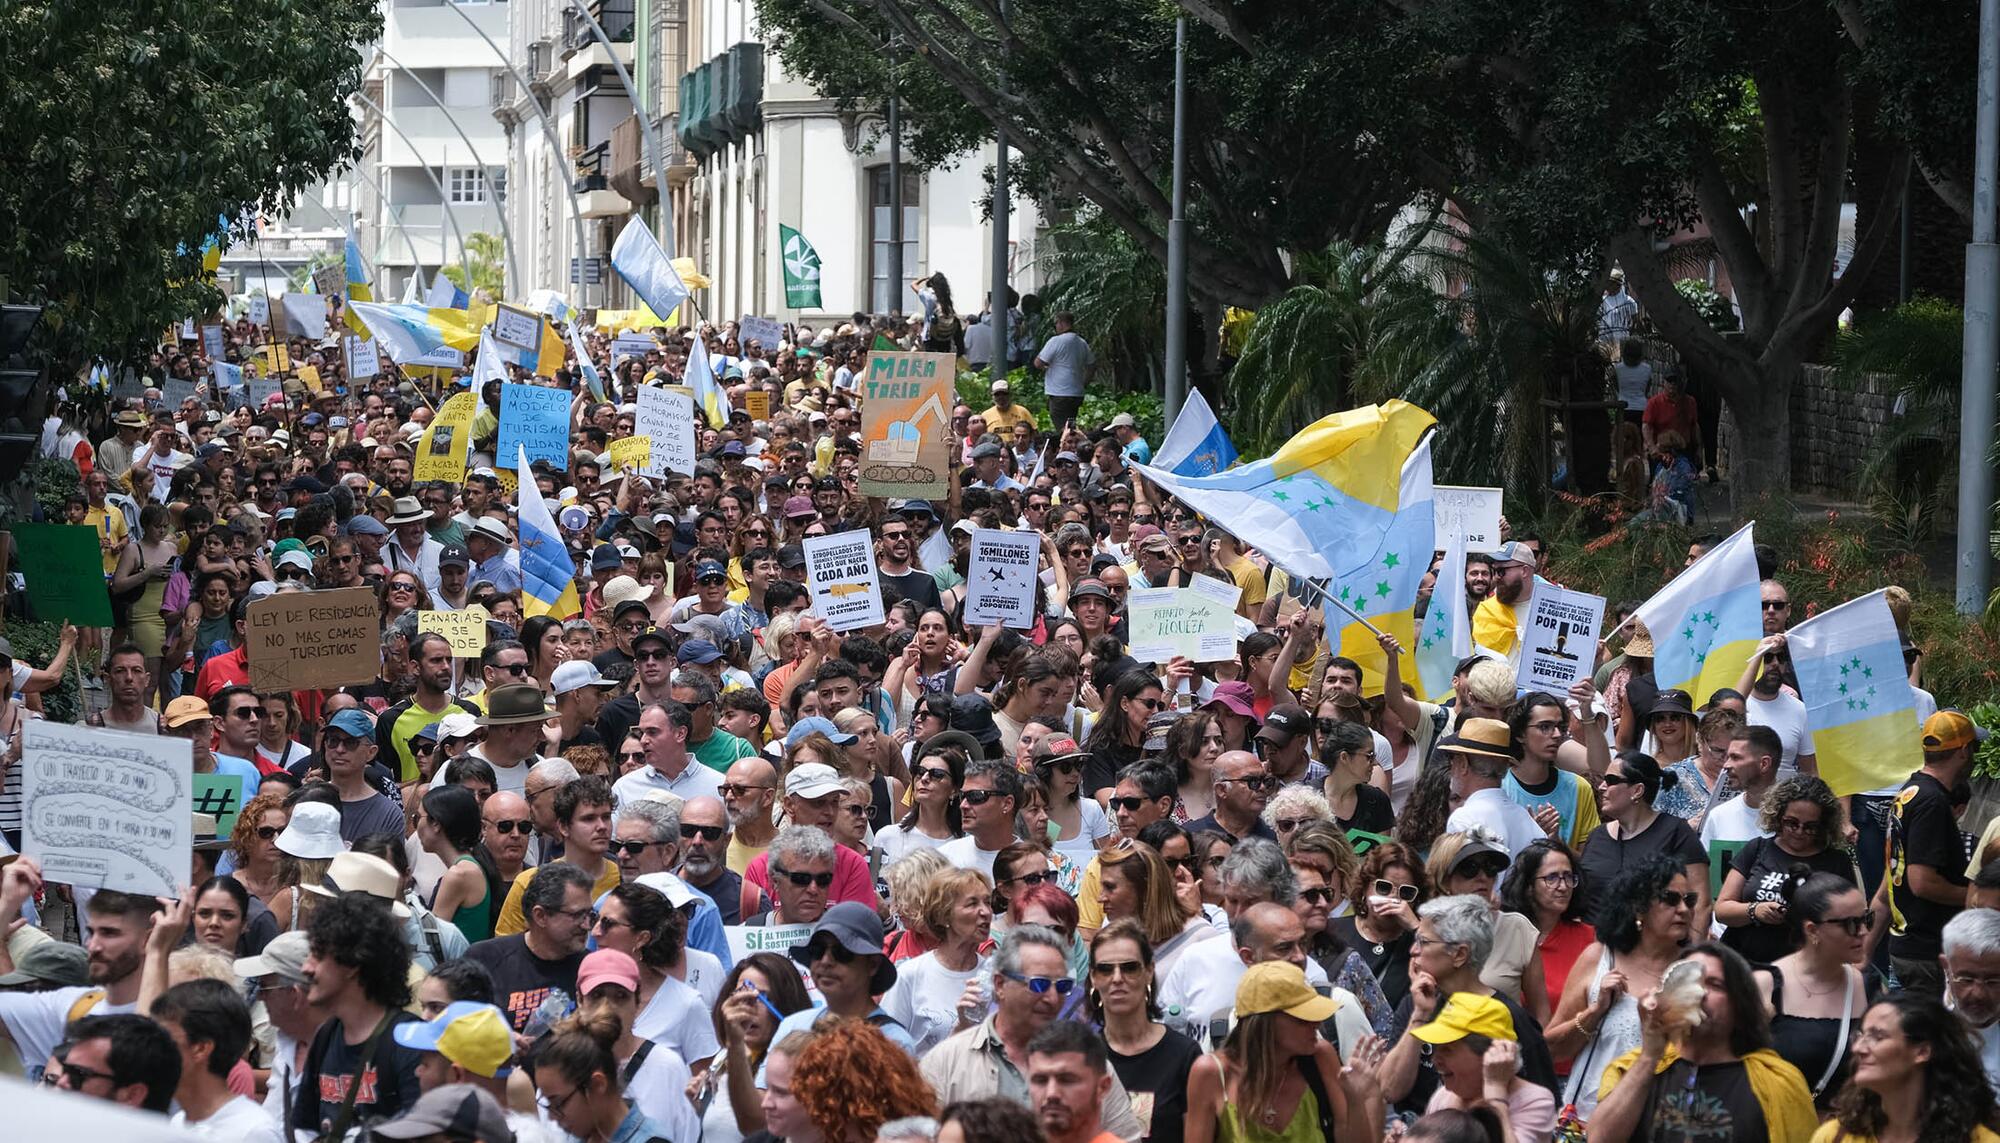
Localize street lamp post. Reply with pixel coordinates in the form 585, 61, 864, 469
1162, 15, 1189, 430
1959, 0, 1999, 613
990, 0, 1009, 390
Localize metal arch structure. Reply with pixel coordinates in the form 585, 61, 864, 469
371, 45, 523, 296
348, 88, 478, 298
443, 0, 599, 308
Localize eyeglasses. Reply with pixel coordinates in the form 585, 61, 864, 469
552, 905, 598, 923
773, 866, 834, 889
1409, 934, 1465, 952
1779, 815, 1821, 834
1818, 913, 1875, 936
1538, 871, 1579, 888
229, 706, 264, 720
1091, 960, 1144, 978
486, 818, 533, 835
915, 766, 953, 784
1299, 886, 1336, 906
1000, 971, 1076, 995
720, 783, 773, 798
542, 1083, 587, 1117
1218, 774, 1276, 792
1657, 891, 1700, 909
606, 840, 662, 857
1949, 972, 2000, 990
1761, 599, 1790, 610
497, 662, 531, 676
680, 823, 725, 842
329, 553, 357, 564
1108, 796, 1147, 812
1373, 879, 1419, 902
1003, 870, 1050, 887
955, 789, 1004, 807
1527, 720, 1567, 736
619, 751, 645, 764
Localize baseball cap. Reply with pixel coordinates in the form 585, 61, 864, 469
438, 543, 471, 569
1412, 992, 1518, 1045
1235, 961, 1339, 1022
785, 760, 849, 799
693, 560, 728, 582
577, 948, 643, 996
437, 711, 481, 742
1255, 703, 1312, 747
1490, 541, 1538, 568
551, 660, 618, 696
1923, 710, 1989, 751
164, 695, 212, 729
325, 708, 376, 738
234, 931, 312, 985
990, 377, 1010, 392
777, 543, 807, 569
0, 940, 89, 988
676, 639, 724, 665
589, 544, 624, 573
390, 1002, 514, 1079
784, 716, 857, 749
371, 1084, 513, 1143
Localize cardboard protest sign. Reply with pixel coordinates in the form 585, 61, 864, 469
1126, 576, 1244, 664
200, 323, 225, 359
312, 261, 346, 300
634, 385, 696, 477
607, 435, 652, 474
25, 721, 191, 895
245, 587, 381, 693
193, 773, 244, 835
492, 303, 543, 351
345, 334, 379, 380
296, 364, 322, 393
12, 524, 115, 627
963, 528, 1039, 629
858, 351, 954, 497
162, 378, 198, 408
247, 295, 270, 326
415, 391, 477, 483
1517, 584, 1605, 693
497, 382, 570, 470
1434, 486, 1503, 550
419, 609, 486, 657
744, 390, 771, 422
264, 342, 291, 375
803, 529, 885, 632
738, 314, 784, 351
612, 333, 655, 365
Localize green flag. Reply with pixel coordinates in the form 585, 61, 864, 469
780, 224, 823, 309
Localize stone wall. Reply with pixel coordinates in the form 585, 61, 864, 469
1714, 362, 1939, 500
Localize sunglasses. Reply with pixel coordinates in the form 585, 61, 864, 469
1779, 816, 1822, 834
1599, 772, 1645, 787
606, 840, 661, 857
955, 789, 1004, 807
1299, 886, 1336, 906
635, 649, 672, 662
1001, 971, 1076, 995
389, 582, 417, 593
1219, 774, 1276, 792
680, 823, 725, 842
1133, 697, 1162, 711
498, 663, 530, 676
1037, 757, 1080, 775
1108, 796, 1148, 812
1373, 879, 1419, 902
1819, 913, 1875, 936
229, 707, 264, 720
1657, 891, 1700, 909
914, 766, 953, 784
805, 938, 855, 963
487, 818, 533, 835
774, 867, 835, 889
619, 751, 645, 764
1274, 817, 1311, 833
1761, 600, 1790, 611
1003, 870, 1051, 887
720, 783, 773, 798
1091, 959, 1144, 978
254, 825, 283, 840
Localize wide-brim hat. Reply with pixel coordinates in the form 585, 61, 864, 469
385, 496, 429, 525
303, 851, 413, 918
476, 682, 555, 726
600, 574, 656, 611
1623, 620, 1655, 658
1436, 717, 1518, 762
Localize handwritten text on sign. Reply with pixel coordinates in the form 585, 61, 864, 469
1126, 576, 1244, 664
634, 385, 696, 477
858, 351, 954, 497
497, 383, 571, 470
246, 587, 381, 692
25, 721, 191, 896
419, 609, 486, 657
1434, 486, 1503, 550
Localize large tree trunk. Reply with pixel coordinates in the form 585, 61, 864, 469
1713, 351, 1797, 506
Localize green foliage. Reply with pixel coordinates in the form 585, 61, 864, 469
953, 365, 1162, 443
1833, 296, 1969, 542
0, 0, 378, 365
29, 457, 80, 522
1672, 279, 1740, 334
5, 620, 79, 726
1969, 701, 2000, 780
441, 233, 506, 298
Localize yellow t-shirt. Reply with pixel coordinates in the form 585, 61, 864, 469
980, 403, 1039, 434
1473, 595, 1521, 657
492, 859, 622, 936
1221, 553, 1268, 608
728, 836, 768, 878
86, 505, 127, 576
1076, 855, 1105, 930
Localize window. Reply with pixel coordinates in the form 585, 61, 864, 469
448, 167, 488, 205
868, 166, 921, 313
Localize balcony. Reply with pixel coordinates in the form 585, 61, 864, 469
563, 0, 633, 56
573, 140, 611, 193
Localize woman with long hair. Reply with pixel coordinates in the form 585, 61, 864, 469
1099, 840, 1215, 980
416, 783, 493, 943
519, 614, 569, 692
227, 789, 290, 908
913, 273, 963, 355
111, 502, 178, 707
1659, 707, 1740, 825
1034, 735, 1111, 871
377, 571, 432, 630
532, 996, 682, 1143
1576, 750, 1712, 934
1639, 688, 1699, 773
1083, 670, 1165, 799
1499, 839, 1595, 1030
590, 883, 697, 1047
1320, 720, 1394, 836
1759, 871, 1878, 1111
1283, 820, 1360, 917
1426, 832, 1549, 1021
879, 868, 993, 1053
1163, 709, 1224, 823
1396, 752, 1458, 859
1185, 961, 1380, 1143
698, 952, 815, 1143
1330, 840, 1429, 1010
1823, 993, 2000, 1143
1191, 830, 1233, 909
1546, 857, 1696, 1121
189, 875, 257, 955
1238, 632, 1287, 718
991, 841, 1054, 927
1717, 774, 1856, 965
791, 1020, 939, 1143
875, 736, 966, 864
566, 949, 701, 1142
269, 800, 339, 931
1090, 918, 1203, 1143
255, 691, 309, 773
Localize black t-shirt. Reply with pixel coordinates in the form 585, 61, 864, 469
1577, 813, 1710, 922
291, 1011, 425, 1133
1890, 772, 1969, 959
560, 726, 605, 754
596, 693, 643, 758
691, 868, 746, 925
1391, 988, 1558, 1116
1631, 1058, 1767, 1143
1723, 837, 1857, 964
1084, 739, 1146, 799
464, 934, 585, 1031
1334, 785, 1395, 837
1108, 1027, 1204, 1143
1330, 914, 1414, 1010
1183, 811, 1278, 845
879, 567, 943, 611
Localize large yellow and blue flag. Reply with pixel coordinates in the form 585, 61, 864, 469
1326, 434, 1433, 688
610, 217, 690, 321
1786, 589, 1923, 796
1632, 522, 1763, 702
684, 330, 729, 429
515, 444, 581, 620
348, 301, 482, 364
343, 232, 374, 336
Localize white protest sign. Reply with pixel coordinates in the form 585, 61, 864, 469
964, 528, 1039, 629
492, 303, 543, 351
738, 314, 784, 351
179, 318, 197, 341
725, 923, 816, 963
1517, 584, 1605, 693
345, 334, 379, 380
1434, 486, 1503, 550
200, 323, 225, 359
804, 529, 886, 632
1126, 576, 1243, 664
248, 378, 283, 408
24, 721, 191, 895
247, 295, 270, 326
611, 333, 656, 365
634, 385, 697, 477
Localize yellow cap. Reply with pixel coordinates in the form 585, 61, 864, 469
163, 696, 211, 729
1234, 961, 1339, 1023
1411, 992, 1517, 1045
391, 1002, 514, 1078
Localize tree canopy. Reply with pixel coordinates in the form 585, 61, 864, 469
0, 0, 379, 361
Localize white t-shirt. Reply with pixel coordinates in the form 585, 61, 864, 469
0, 988, 137, 1078
874, 822, 954, 866
1613, 361, 1653, 411
1051, 798, 1113, 871
632, 973, 722, 1064
1698, 792, 1771, 855
1745, 690, 1815, 775
685, 947, 725, 1010
1158, 938, 1328, 1025
171, 1095, 284, 1143
1036, 332, 1095, 398
625, 1039, 701, 1143
467, 748, 533, 795
878, 949, 982, 1053
936, 835, 1004, 879
1445, 787, 1547, 864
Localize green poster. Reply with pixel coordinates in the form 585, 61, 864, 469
780, 224, 823, 308
193, 773, 245, 835
13, 523, 113, 627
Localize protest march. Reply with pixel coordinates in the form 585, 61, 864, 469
5, 222, 2000, 1143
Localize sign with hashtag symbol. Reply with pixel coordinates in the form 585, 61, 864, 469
192, 774, 243, 835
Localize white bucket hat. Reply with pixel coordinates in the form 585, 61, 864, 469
274, 802, 343, 860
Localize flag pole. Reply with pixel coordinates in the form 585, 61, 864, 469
1296, 577, 1385, 639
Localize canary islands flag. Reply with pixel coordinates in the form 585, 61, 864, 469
610, 217, 690, 322
1414, 531, 1472, 702
348, 302, 483, 366
1153, 388, 1238, 477
684, 332, 729, 429
343, 232, 374, 336
516, 444, 581, 620
1786, 589, 1923, 796
568, 320, 608, 403
1632, 522, 1763, 703
1326, 434, 1433, 689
